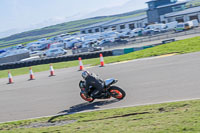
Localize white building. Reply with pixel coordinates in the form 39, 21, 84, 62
161, 6, 200, 23
80, 15, 148, 34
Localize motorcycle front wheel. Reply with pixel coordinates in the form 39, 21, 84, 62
109, 86, 126, 100
80, 92, 94, 103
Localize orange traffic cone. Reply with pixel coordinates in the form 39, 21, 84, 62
79, 57, 84, 71
29, 67, 35, 80
49, 64, 55, 76
8, 70, 13, 84
100, 53, 104, 67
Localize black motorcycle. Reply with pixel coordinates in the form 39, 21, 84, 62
79, 78, 126, 102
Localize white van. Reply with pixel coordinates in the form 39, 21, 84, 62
165, 21, 178, 30
190, 19, 199, 27
145, 24, 167, 31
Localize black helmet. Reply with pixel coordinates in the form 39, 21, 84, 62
82, 71, 90, 79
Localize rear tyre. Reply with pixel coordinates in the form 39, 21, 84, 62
80, 92, 94, 103
109, 86, 126, 100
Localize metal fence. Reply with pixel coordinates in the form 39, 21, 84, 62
129, 28, 200, 44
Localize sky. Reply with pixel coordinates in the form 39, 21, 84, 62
0, 0, 185, 37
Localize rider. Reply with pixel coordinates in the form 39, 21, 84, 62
81, 71, 104, 99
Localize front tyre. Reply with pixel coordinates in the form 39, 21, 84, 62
80, 92, 94, 103
109, 86, 126, 100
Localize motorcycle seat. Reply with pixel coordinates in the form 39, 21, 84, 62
104, 78, 118, 87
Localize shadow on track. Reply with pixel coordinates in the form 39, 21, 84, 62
48, 99, 120, 122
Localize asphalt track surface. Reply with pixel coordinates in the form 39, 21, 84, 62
0, 52, 200, 123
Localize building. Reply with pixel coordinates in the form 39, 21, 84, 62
146, 0, 187, 23
80, 15, 147, 34
80, 0, 200, 34
102, 15, 147, 32
80, 19, 120, 34
161, 6, 200, 23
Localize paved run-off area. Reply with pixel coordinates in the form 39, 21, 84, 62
0, 52, 200, 123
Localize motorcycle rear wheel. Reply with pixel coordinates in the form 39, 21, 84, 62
80, 92, 94, 103
109, 86, 126, 100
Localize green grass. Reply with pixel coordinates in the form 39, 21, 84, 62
1, 36, 200, 78
1, 99, 200, 132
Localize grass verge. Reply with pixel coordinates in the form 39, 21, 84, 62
0, 99, 200, 132
0, 36, 200, 79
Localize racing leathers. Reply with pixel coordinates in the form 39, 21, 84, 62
84, 73, 104, 98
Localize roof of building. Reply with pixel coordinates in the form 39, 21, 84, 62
146, 0, 157, 3
80, 15, 147, 30
102, 15, 147, 27
157, 1, 187, 9
80, 19, 119, 30
164, 6, 200, 18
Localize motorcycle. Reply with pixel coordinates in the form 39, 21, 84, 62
79, 78, 126, 102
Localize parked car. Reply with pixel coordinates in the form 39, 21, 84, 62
118, 30, 130, 39
143, 29, 159, 35
49, 42, 65, 49
129, 28, 144, 38
97, 39, 112, 46
44, 48, 67, 57
89, 47, 104, 52
29, 51, 44, 57
26, 43, 49, 51
175, 23, 185, 32
184, 23, 191, 30
184, 20, 199, 30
